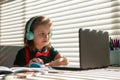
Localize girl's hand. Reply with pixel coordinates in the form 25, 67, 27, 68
27, 58, 45, 68
30, 58, 44, 64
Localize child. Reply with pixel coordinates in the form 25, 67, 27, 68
13, 16, 69, 67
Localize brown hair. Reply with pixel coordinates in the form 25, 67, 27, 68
24, 16, 52, 51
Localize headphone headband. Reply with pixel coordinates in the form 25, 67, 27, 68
27, 17, 38, 33
26, 16, 38, 40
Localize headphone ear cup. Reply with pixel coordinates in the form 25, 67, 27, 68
26, 32, 34, 40
50, 32, 53, 37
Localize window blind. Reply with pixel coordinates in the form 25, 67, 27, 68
0, 0, 120, 66
0, 0, 25, 46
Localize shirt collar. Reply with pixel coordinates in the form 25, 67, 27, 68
33, 46, 47, 53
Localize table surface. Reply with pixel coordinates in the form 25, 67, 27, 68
1, 66, 120, 80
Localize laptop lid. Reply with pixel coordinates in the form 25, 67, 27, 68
79, 28, 110, 69
52, 28, 110, 70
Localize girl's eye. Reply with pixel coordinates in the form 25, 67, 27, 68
48, 32, 50, 35
39, 33, 45, 37
38, 32, 51, 38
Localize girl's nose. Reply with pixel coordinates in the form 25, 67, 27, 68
44, 34, 49, 38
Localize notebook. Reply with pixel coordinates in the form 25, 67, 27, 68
52, 28, 110, 70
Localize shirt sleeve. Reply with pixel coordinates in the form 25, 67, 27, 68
13, 48, 26, 66
49, 46, 59, 61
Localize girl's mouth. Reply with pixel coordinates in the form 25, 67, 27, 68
43, 41, 47, 42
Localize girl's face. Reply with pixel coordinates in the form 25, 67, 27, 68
33, 24, 51, 49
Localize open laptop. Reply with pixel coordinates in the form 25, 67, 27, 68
52, 28, 110, 70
